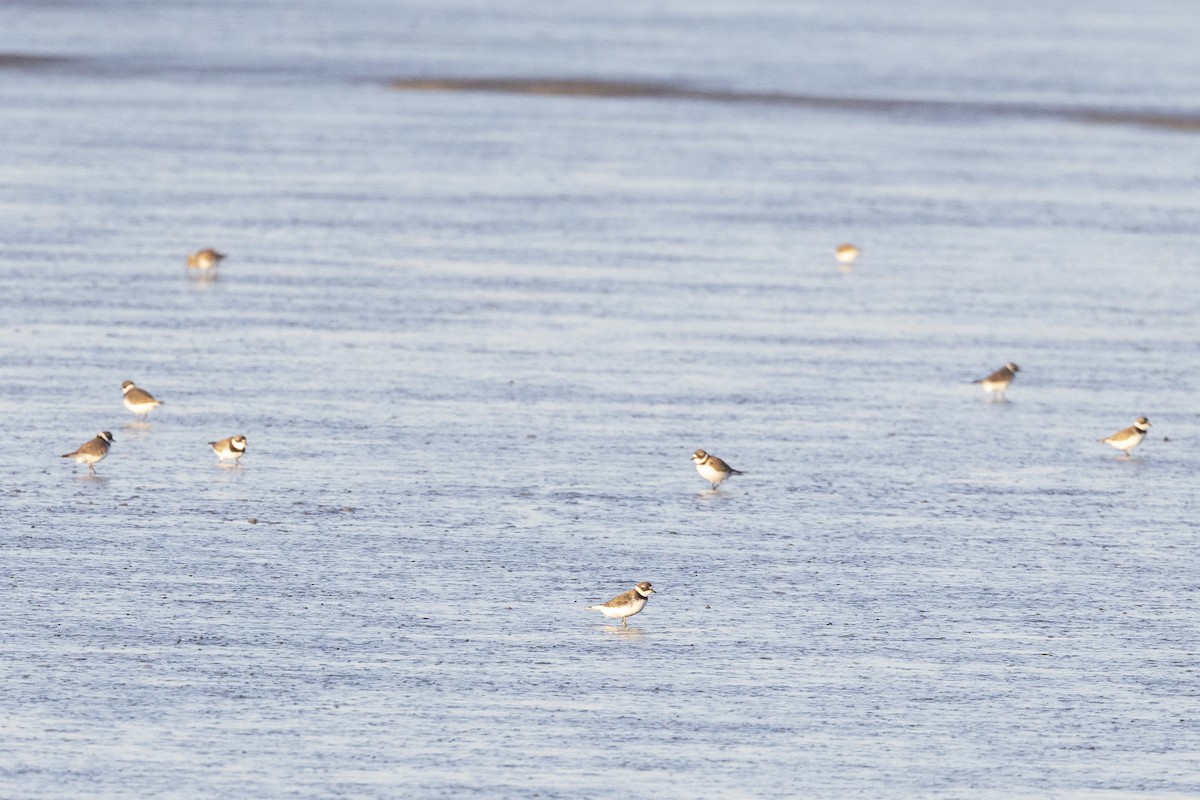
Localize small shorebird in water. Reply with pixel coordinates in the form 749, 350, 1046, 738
121, 380, 162, 421
587, 582, 656, 627
187, 248, 226, 272
835, 243, 859, 271
973, 362, 1019, 401
209, 434, 247, 463
61, 431, 114, 475
691, 449, 744, 490
1098, 417, 1151, 456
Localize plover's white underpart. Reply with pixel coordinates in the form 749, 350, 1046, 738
835, 243, 859, 271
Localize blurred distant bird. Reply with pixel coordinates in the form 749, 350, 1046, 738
1098, 417, 1151, 456
209, 434, 247, 463
691, 449, 744, 490
835, 243, 859, 271
121, 380, 162, 421
973, 362, 1019, 401
187, 248, 226, 271
61, 431, 113, 475
587, 581, 656, 627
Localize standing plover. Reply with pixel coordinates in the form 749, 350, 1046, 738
691, 449, 744, 490
587, 581, 656, 627
61, 431, 114, 475
835, 243, 859, 271
121, 380, 162, 421
187, 248, 226, 271
973, 362, 1019, 400
209, 435, 247, 462
1098, 417, 1151, 456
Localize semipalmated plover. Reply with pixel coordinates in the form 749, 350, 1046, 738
1098, 416, 1151, 456
121, 380, 162, 421
187, 248, 226, 271
973, 362, 1019, 400
209, 435, 247, 463
61, 431, 113, 475
835, 243, 859, 271
587, 581, 656, 627
691, 449, 744, 490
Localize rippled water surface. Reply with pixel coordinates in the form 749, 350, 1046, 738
2, 1, 1200, 797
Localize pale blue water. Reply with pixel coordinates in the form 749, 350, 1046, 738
2, 1, 1199, 797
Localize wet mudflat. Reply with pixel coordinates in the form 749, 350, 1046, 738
1, 1, 1200, 797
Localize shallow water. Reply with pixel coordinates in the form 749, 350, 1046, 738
2, 1, 1200, 797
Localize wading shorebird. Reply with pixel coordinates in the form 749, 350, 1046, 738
835, 243, 859, 271
587, 582, 656, 627
973, 362, 1019, 401
209, 434, 247, 463
186, 248, 226, 272
1098, 416, 1151, 457
121, 380, 162, 421
61, 431, 114, 475
691, 449, 744, 490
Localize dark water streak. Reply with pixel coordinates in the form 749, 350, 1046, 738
6, 52, 1197, 133
391, 77, 1200, 133
0, 53, 74, 68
